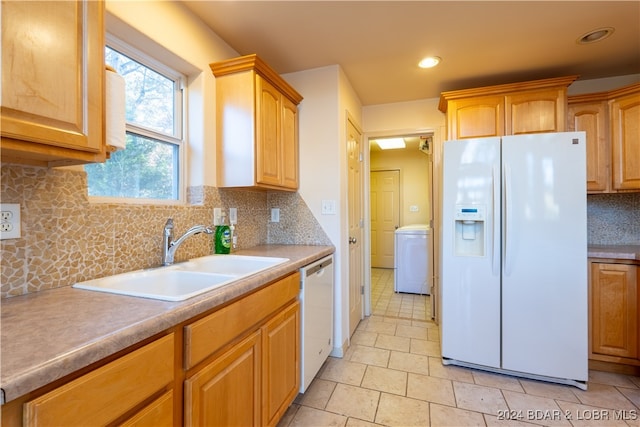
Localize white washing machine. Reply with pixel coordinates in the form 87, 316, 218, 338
394, 224, 431, 294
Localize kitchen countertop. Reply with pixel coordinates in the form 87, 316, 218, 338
588, 244, 640, 261
0, 244, 334, 404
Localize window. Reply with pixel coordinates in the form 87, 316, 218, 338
85, 39, 185, 201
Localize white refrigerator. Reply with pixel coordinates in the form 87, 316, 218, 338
441, 132, 588, 390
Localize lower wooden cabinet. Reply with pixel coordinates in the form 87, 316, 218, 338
23, 333, 175, 427
185, 331, 262, 426
120, 390, 175, 427
2, 272, 302, 427
183, 272, 301, 427
262, 301, 300, 427
590, 261, 640, 367
184, 299, 300, 427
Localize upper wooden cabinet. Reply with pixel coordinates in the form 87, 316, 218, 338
568, 92, 610, 192
568, 83, 640, 193
610, 84, 640, 191
211, 54, 303, 191
1, 0, 106, 167
439, 75, 578, 140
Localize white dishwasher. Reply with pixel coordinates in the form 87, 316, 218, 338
299, 254, 334, 393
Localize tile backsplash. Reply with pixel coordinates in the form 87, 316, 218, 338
1, 165, 331, 298
587, 192, 640, 245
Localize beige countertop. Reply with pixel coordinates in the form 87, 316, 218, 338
588, 244, 640, 261
0, 244, 334, 404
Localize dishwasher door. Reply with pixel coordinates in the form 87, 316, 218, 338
299, 254, 334, 393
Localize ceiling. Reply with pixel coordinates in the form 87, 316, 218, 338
181, 1, 639, 106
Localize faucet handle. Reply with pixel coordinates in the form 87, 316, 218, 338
164, 218, 174, 229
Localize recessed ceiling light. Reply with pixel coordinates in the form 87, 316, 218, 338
418, 56, 441, 69
375, 138, 406, 150
577, 27, 614, 44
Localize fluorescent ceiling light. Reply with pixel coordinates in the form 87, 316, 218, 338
418, 56, 441, 68
375, 138, 406, 150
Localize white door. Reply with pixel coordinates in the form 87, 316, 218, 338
501, 133, 587, 381
441, 137, 501, 368
370, 170, 399, 268
347, 118, 364, 337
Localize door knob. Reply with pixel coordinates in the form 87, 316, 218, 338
349, 237, 357, 244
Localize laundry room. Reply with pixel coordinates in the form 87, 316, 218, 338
369, 134, 434, 319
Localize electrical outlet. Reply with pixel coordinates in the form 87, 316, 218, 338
270, 208, 280, 223
0, 203, 21, 239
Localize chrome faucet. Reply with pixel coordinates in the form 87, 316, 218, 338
162, 218, 213, 266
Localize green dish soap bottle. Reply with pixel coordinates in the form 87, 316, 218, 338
214, 224, 231, 254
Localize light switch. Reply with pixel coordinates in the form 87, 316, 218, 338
213, 208, 222, 225
321, 200, 336, 215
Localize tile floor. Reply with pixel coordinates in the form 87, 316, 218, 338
278, 268, 640, 427
370, 267, 431, 322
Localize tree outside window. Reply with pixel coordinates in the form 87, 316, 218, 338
85, 45, 183, 200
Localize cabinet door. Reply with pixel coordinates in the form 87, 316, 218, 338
185, 331, 261, 427
506, 87, 566, 135
591, 263, 638, 359
1, 0, 105, 165
256, 76, 282, 187
568, 101, 610, 192
611, 91, 640, 190
446, 95, 504, 140
262, 301, 300, 427
281, 96, 299, 189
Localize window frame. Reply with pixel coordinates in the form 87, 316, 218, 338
86, 33, 187, 205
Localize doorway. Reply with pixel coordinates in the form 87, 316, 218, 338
367, 132, 434, 320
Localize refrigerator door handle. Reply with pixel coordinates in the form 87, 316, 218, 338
492, 165, 500, 276
504, 163, 513, 276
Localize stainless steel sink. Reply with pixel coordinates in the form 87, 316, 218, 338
72, 255, 289, 301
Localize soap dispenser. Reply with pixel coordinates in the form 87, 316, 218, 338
214, 212, 231, 254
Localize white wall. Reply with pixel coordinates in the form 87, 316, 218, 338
370, 149, 431, 226
338, 67, 364, 352
363, 98, 444, 134
283, 65, 363, 355
106, 0, 238, 188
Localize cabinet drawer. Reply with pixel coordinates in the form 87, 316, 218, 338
24, 333, 174, 427
185, 272, 300, 369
